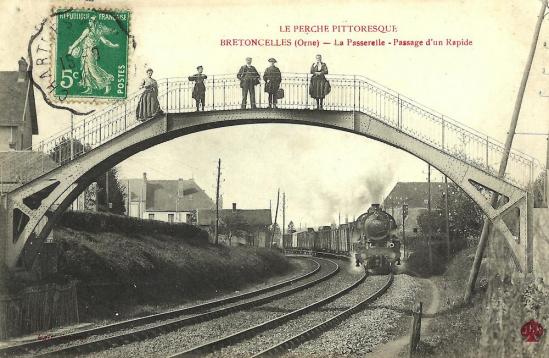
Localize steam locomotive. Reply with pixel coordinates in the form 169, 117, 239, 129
282, 203, 401, 273
354, 204, 401, 273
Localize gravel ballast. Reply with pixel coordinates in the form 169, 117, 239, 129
285, 273, 422, 357
79, 258, 352, 358
12, 257, 318, 357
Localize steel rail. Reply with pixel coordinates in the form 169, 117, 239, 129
253, 273, 394, 357
27, 258, 338, 357
0, 257, 320, 357
169, 261, 370, 357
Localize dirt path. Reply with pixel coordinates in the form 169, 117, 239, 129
369, 278, 441, 357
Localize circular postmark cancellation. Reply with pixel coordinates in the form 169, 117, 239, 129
29, 7, 133, 115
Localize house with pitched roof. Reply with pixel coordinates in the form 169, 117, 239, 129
383, 182, 446, 239
0, 58, 55, 195
0, 58, 37, 152
196, 203, 272, 247
124, 173, 215, 223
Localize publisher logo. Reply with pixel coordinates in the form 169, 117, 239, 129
521, 320, 544, 343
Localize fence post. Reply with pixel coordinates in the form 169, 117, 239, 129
305, 74, 309, 110
124, 102, 127, 129
397, 94, 401, 129
212, 75, 215, 110
223, 80, 226, 110
353, 76, 356, 111
178, 81, 182, 113
70, 113, 74, 161
486, 136, 489, 169
409, 301, 422, 357
166, 79, 169, 113
358, 80, 361, 111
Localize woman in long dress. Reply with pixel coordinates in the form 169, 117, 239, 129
309, 54, 330, 110
67, 16, 119, 95
136, 69, 162, 121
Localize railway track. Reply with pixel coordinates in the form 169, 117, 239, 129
254, 273, 393, 356
4, 257, 336, 357
168, 267, 391, 357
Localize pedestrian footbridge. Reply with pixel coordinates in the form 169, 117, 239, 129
0, 73, 544, 272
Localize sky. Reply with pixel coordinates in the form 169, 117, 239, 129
1, 0, 548, 227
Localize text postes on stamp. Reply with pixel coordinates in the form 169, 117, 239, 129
55, 9, 129, 100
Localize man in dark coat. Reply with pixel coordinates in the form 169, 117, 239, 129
237, 57, 260, 109
263, 58, 282, 108
188, 65, 207, 111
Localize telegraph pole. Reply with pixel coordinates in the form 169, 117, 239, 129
271, 189, 280, 248
444, 175, 451, 261
464, 0, 548, 303
105, 171, 109, 212
282, 192, 286, 236
215, 159, 221, 245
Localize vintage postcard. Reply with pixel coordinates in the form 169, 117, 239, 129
0, 0, 547, 357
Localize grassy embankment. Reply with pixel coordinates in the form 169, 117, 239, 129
5, 211, 292, 322
411, 238, 548, 357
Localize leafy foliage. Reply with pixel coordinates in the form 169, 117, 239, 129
47, 137, 126, 214
94, 168, 126, 215
58, 210, 208, 244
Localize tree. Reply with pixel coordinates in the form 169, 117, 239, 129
219, 212, 252, 246
48, 136, 89, 164
95, 167, 126, 215
270, 223, 282, 247
417, 183, 483, 254
48, 137, 126, 215
287, 221, 296, 234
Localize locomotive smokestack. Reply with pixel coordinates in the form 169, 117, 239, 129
371, 203, 380, 210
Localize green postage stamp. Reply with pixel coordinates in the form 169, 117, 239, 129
55, 9, 130, 100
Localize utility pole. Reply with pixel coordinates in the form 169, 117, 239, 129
464, 0, 548, 303
215, 159, 221, 245
282, 192, 286, 236
271, 189, 280, 248
402, 203, 408, 260
105, 171, 109, 212
444, 175, 451, 261
427, 164, 433, 271
127, 179, 131, 216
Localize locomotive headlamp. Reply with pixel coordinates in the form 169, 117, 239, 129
388, 242, 395, 248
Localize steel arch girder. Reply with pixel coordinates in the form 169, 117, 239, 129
2, 109, 530, 271
352, 112, 530, 270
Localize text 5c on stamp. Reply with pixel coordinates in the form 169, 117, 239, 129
55, 9, 130, 100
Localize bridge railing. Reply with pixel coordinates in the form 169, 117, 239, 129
0, 73, 544, 194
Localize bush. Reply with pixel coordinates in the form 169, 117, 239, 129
58, 211, 208, 244
406, 239, 447, 276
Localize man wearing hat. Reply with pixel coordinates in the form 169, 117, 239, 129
188, 65, 207, 111
237, 57, 260, 109
263, 58, 282, 109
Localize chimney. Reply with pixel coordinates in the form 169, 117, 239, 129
232, 203, 237, 212
18, 57, 28, 82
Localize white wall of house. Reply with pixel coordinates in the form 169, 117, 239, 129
142, 210, 194, 223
